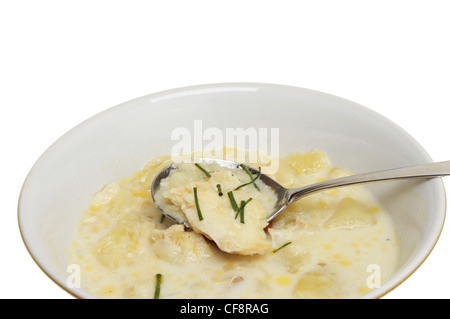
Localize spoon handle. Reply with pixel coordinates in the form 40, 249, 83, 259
287, 160, 450, 203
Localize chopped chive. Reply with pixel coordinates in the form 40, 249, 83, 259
159, 214, 165, 223
153, 273, 162, 299
216, 184, 223, 196
235, 200, 245, 219
195, 163, 211, 178
234, 167, 262, 191
240, 200, 246, 223
227, 191, 239, 212
193, 187, 203, 221
272, 242, 292, 254
235, 197, 252, 221
240, 164, 260, 191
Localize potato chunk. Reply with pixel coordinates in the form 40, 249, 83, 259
285, 150, 330, 175
324, 197, 376, 230
269, 229, 311, 273
90, 182, 120, 208
96, 213, 153, 269
293, 271, 339, 298
150, 225, 212, 263
273, 158, 298, 187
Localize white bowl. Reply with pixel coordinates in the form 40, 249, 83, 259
18, 83, 446, 299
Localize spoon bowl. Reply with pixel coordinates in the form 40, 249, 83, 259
152, 158, 450, 227
150, 158, 286, 227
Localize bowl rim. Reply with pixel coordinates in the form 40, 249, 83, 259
17, 82, 447, 299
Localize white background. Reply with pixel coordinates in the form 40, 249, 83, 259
1, 1, 449, 299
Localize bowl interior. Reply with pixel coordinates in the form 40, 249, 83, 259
18, 83, 446, 298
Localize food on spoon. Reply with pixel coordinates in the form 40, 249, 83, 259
153, 162, 278, 255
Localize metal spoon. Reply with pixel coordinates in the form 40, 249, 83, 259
151, 158, 450, 227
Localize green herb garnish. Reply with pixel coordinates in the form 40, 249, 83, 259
216, 184, 223, 196
240, 164, 260, 191
234, 197, 252, 223
227, 191, 239, 212
159, 214, 165, 223
193, 187, 204, 221
234, 167, 262, 191
153, 273, 162, 299
272, 242, 292, 253
195, 163, 211, 178
239, 200, 245, 223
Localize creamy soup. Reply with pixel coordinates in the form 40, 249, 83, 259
69, 150, 398, 298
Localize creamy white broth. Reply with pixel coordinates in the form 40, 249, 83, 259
69, 150, 398, 299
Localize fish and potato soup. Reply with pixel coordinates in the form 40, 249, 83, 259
69, 150, 398, 298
